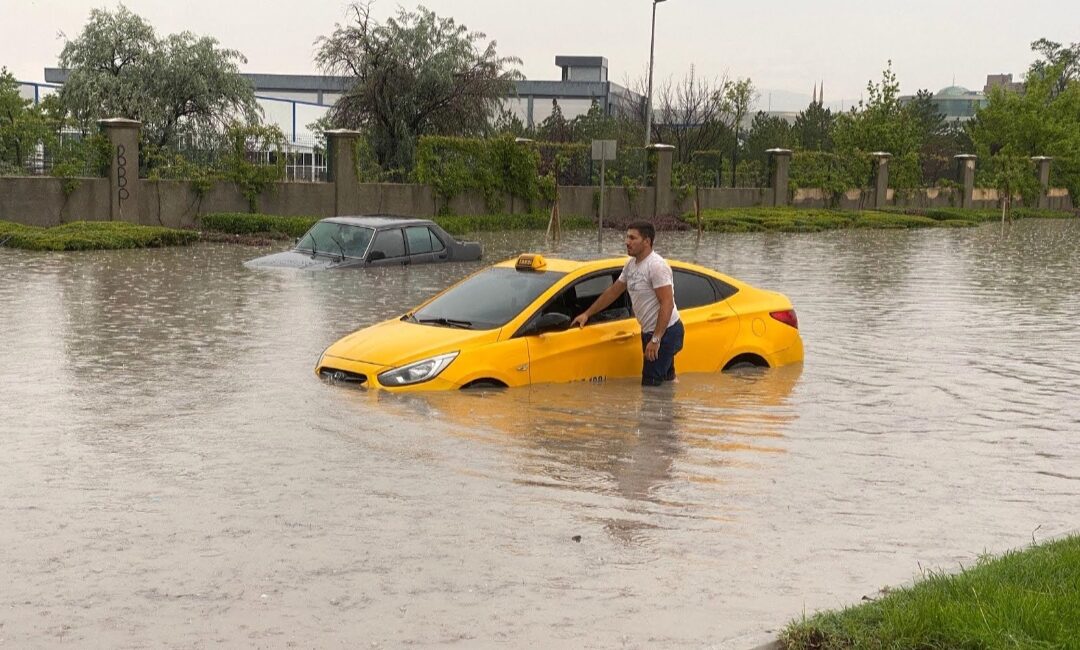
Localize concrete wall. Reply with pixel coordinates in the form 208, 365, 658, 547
0, 177, 110, 226
1, 175, 1072, 229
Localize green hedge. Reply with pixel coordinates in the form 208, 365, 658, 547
198, 212, 320, 238
880, 207, 1076, 223
0, 220, 198, 251
684, 208, 972, 233
689, 206, 1073, 234
414, 135, 541, 213
790, 151, 873, 200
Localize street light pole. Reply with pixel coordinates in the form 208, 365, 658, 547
644, 0, 667, 147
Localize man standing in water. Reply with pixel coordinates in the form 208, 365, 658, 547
571, 222, 683, 386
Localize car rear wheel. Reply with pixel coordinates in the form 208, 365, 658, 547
722, 354, 769, 371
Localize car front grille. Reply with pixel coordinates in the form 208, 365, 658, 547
318, 367, 368, 385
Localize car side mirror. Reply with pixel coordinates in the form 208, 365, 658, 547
524, 312, 570, 336
367, 250, 386, 262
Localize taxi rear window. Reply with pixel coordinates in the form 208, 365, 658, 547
413, 267, 566, 330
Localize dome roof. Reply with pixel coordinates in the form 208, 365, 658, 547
936, 85, 974, 97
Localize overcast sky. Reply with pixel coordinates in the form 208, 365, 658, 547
1, 0, 1076, 111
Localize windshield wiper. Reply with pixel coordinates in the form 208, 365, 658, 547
297, 238, 319, 259
329, 234, 347, 262
417, 317, 473, 329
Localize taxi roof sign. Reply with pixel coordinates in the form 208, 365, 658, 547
515, 254, 547, 271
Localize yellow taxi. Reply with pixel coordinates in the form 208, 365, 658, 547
316, 254, 803, 391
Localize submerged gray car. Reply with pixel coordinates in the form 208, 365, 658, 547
244, 216, 483, 270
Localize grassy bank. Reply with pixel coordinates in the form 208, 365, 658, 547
197, 212, 594, 239
781, 535, 1080, 649
0, 220, 199, 251
681, 207, 1076, 232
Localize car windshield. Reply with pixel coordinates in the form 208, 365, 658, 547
412, 267, 566, 330
296, 222, 374, 258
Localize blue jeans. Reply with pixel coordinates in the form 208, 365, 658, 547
641, 320, 684, 386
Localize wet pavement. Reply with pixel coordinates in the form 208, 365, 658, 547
2, 220, 1078, 648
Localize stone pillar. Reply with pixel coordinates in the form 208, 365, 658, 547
954, 154, 977, 208
871, 152, 891, 209
1031, 156, 1052, 209
97, 118, 141, 223
648, 143, 675, 217
766, 148, 792, 207
326, 129, 362, 216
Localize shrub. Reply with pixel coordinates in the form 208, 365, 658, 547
414, 135, 541, 213
198, 212, 320, 239
0, 220, 198, 251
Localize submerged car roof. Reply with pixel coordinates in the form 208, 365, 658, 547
322, 215, 436, 229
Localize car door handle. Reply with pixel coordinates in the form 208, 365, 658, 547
607, 331, 636, 342
708, 313, 732, 322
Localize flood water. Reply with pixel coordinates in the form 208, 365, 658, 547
2, 220, 1079, 648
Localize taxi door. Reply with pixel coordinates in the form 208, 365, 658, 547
672, 269, 742, 373
523, 272, 642, 385
525, 319, 641, 384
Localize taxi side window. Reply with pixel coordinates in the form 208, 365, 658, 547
542, 272, 630, 322
369, 228, 406, 260
673, 270, 718, 308
405, 226, 445, 254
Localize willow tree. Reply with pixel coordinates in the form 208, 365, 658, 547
56, 5, 259, 147
315, 2, 521, 171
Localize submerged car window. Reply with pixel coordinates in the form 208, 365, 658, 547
297, 222, 374, 258
370, 228, 406, 260
413, 267, 566, 330
405, 226, 443, 254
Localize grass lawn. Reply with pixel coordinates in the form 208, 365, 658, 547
781, 535, 1080, 649
0, 220, 199, 251
682, 207, 1076, 233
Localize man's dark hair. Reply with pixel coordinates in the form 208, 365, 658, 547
626, 221, 655, 245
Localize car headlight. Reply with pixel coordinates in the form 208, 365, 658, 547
378, 352, 459, 386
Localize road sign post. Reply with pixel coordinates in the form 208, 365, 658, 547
591, 140, 617, 250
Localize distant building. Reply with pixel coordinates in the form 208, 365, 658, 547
900, 74, 1026, 123
900, 84, 985, 123
984, 73, 1024, 94
507, 56, 642, 127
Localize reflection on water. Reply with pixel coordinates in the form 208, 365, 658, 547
1, 220, 1078, 648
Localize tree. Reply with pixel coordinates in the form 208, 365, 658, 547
536, 100, 572, 142
1028, 38, 1080, 99
56, 5, 259, 147
903, 89, 969, 184
0, 69, 52, 173
832, 62, 920, 157
723, 78, 757, 186
316, 2, 521, 171
744, 111, 794, 167
793, 100, 834, 151
967, 40, 1080, 199
652, 66, 734, 164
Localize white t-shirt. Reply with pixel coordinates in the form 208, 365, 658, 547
618, 251, 680, 334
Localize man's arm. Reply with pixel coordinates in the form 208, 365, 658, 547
644, 284, 674, 361
571, 280, 626, 328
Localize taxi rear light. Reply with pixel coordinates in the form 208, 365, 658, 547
770, 309, 798, 329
